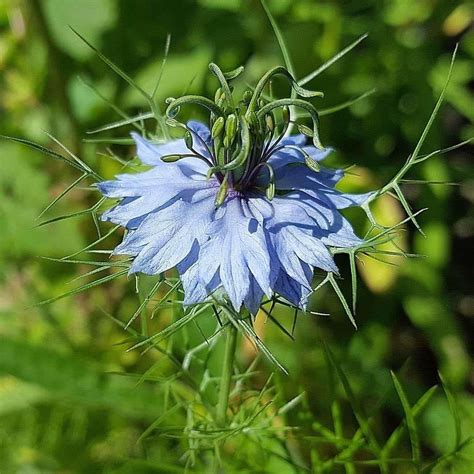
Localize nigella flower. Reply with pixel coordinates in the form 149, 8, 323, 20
98, 64, 372, 314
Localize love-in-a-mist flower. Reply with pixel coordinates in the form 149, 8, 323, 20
98, 64, 372, 314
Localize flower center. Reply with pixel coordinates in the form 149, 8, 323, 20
162, 63, 326, 206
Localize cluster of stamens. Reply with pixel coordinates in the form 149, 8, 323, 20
163, 63, 325, 206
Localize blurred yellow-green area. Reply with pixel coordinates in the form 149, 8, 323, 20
0, 0, 473, 472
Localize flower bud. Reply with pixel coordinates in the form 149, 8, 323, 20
282, 106, 290, 125
223, 114, 237, 147
211, 116, 225, 139
214, 88, 223, 103
297, 123, 314, 137
266, 181, 275, 200
265, 113, 275, 133
243, 89, 253, 105
184, 132, 193, 150
302, 150, 320, 172
161, 154, 184, 162
215, 173, 229, 208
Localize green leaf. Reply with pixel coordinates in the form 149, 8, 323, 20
128, 304, 212, 351
328, 273, 357, 329
299, 33, 369, 85
391, 372, 421, 468
383, 385, 437, 456
439, 372, 462, 449
323, 342, 384, 466
37, 268, 128, 306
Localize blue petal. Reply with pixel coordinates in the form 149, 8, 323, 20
267, 196, 339, 278
275, 163, 344, 190
274, 269, 312, 309
121, 189, 216, 275
131, 132, 188, 166
283, 192, 363, 247
101, 181, 216, 228
244, 276, 265, 315
131, 132, 210, 175
269, 145, 333, 171
199, 197, 273, 311
177, 242, 209, 306
187, 120, 212, 157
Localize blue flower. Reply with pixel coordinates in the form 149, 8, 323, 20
98, 119, 371, 314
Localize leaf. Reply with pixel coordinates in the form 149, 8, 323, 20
128, 304, 211, 351
299, 33, 369, 85
323, 342, 384, 464
87, 112, 154, 134
439, 372, 462, 449
391, 372, 420, 468
37, 268, 128, 306
0, 135, 86, 174
383, 385, 437, 456
328, 273, 357, 329
319, 89, 376, 116
260, 0, 296, 79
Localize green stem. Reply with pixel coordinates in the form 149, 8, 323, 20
216, 323, 238, 426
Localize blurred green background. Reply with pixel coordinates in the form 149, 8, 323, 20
0, 0, 473, 472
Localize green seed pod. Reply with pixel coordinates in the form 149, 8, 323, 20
266, 181, 275, 200
215, 173, 229, 208
297, 123, 314, 137
224, 114, 237, 146
211, 116, 225, 139
265, 113, 275, 133
214, 87, 223, 103
243, 89, 253, 105
282, 106, 290, 125
303, 151, 321, 172
184, 132, 193, 150
161, 154, 184, 163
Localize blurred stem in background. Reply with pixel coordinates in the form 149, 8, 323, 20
25, 0, 81, 152
216, 322, 238, 427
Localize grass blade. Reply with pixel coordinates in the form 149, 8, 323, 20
299, 33, 368, 85
383, 385, 437, 457
323, 342, 384, 463
328, 273, 357, 329
87, 112, 154, 135
439, 372, 461, 449
128, 304, 211, 351
391, 372, 420, 468
319, 89, 376, 116
36, 268, 128, 306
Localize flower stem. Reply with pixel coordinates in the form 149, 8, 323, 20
216, 323, 238, 426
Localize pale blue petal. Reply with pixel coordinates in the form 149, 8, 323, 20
244, 276, 265, 315
132, 132, 188, 166
177, 242, 209, 306
269, 145, 333, 171
199, 197, 273, 310
274, 269, 312, 309
132, 132, 210, 176
125, 189, 216, 275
